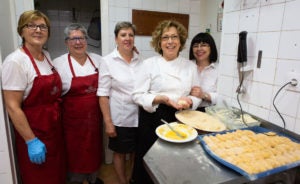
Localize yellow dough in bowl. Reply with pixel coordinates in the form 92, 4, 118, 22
164, 129, 187, 140
156, 123, 196, 142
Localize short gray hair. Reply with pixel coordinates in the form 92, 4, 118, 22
64, 23, 87, 40
114, 21, 136, 37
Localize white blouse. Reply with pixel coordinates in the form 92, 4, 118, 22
197, 63, 218, 107
97, 49, 143, 127
53, 53, 103, 95
2, 49, 53, 100
132, 55, 201, 113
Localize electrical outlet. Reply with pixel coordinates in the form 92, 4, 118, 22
286, 71, 300, 92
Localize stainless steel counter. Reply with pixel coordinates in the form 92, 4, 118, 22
144, 138, 248, 184
143, 121, 300, 184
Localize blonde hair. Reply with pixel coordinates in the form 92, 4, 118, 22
17, 10, 51, 43
150, 20, 187, 55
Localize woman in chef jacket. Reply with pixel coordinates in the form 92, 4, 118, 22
1, 10, 66, 184
189, 32, 219, 112
53, 23, 104, 184
131, 20, 201, 184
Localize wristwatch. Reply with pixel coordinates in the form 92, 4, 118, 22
203, 93, 209, 101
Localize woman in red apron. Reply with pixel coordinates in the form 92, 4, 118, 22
2, 10, 66, 184
53, 23, 103, 184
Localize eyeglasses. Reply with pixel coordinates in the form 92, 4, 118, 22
66, 37, 87, 44
161, 35, 179, 42
25, 24, 48, 31
192, 43, 210, 48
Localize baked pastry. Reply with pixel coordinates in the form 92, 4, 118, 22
202, 130, 300, 174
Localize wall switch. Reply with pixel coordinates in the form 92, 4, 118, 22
286, 71, 300, 92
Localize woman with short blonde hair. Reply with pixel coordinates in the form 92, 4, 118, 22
2, 10, 66, 184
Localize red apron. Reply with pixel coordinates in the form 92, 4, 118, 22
15, 46, 66, 184
62, 54, 102, 173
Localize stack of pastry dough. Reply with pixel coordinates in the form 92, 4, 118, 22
175, 110, 226, 132
203, 129, 300, 174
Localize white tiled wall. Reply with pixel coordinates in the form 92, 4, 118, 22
104, 0, 206, 59
37, 0, 101, 59
220, 0, 300, 134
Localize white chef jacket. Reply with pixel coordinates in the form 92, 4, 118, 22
2, 49, 53, 100
97, 48, 142, 127
132, 55, 201, 113
52, 53, 103, 95
197, 62, 218, 107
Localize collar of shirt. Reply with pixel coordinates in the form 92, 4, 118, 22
206, 62, 216, 69
112, 48, 139, 63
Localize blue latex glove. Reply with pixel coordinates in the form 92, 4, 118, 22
26, 137, 47, 164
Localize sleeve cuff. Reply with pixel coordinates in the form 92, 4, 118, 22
142, 94, 158, 113
189, 96, 202, 110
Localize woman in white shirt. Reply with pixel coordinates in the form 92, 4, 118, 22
97, 22, 142, 184
131, 20, 201, 184
189, 32, 219, 112
53, 23, 103, 184
2, 10, 66, 184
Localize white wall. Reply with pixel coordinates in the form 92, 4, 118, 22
0, 0, 17, 59
101, 0, 204, 59
219, 0, 300, 134
200, 0, 223, 59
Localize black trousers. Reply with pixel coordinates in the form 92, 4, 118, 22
132, 104, 177, 184
196, 106, 206, 112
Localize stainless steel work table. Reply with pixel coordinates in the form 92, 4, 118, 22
143, 121, 300, 184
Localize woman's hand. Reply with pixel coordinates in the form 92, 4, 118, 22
177, 97, 192, 110
153, 95, 178, 109
191, 86, 203, 99
153, 95, 169, 105
100, 96, 117, 137
105, 122, 117, 138
153, 95, 191, 110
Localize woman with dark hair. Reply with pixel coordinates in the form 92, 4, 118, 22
2, 10, 66, 184
189, 32, 219, 112
132, 20, 201, 184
